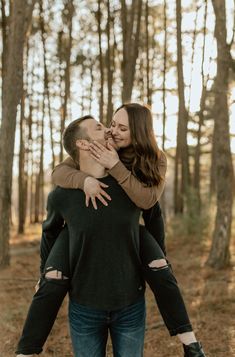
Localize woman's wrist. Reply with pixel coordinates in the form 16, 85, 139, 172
107, 158, 120, 170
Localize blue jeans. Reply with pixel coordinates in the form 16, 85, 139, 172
69, 298, 146, 357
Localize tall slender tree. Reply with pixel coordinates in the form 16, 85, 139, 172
97, 0, 105, 123
121, 0, 143, 102
18, 40, 31, 233
0, 0, 37, 268
59, 0, 74, 162
39, 0, 56, 169
207, 0, 234, 268
145, 0, 151, 105
18, 89, 27, 234
1, 0, 8, 74
193, 0, 208, 210
174, 0, 190, 213
106, 0, 114, 125
162, 0, 167, 151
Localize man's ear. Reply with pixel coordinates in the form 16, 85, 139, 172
76, 139, 90, 151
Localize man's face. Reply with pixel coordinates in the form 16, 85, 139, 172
80, 118, 119, 149
80, 118, 107, 144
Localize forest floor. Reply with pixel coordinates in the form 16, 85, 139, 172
0, 220, 235, 357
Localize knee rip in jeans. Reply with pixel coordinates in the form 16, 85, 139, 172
45, 266, 69, 280
148, 259, 168, 270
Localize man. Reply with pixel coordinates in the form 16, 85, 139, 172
17, 115, 146, 357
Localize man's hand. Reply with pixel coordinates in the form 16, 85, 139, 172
89, 141, 119, 170
84, 176, 112, 210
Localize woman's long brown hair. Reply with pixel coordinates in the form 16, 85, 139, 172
115, 103, 163, 187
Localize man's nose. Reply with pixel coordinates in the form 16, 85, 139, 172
105, 128, 112, 135
109, 126, 116, 135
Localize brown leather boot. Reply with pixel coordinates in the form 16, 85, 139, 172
183, 342, 206, 357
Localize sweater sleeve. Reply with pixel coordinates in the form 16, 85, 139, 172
52, 151, 167, 210
51, 157, 90, 189
108, 150, 167, 210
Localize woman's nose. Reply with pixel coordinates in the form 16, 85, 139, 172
110, 126, 116, 135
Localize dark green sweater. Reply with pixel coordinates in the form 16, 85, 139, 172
41, 175, 145, 310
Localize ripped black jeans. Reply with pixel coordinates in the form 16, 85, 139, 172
16, 223, 192, 355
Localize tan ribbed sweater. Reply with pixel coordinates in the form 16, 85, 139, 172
52, 151, 167, 210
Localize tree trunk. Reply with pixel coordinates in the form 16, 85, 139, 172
0, 0, 36, 268
145, 0, 151, 106
80, 62, 86, 116
206, 0, 234, 268
106, 0, 114, 126
187, 4, 199, 111
39, 0, 55, 169
210, 129, 217, 195
174, 0, 190, 213
34, 108, 40, 223
193, 0, 208, 211
33, 98, 44, 223
18, 40, 30, 234
39, 100, 45, 220
30, 173, 35, 224
59, 0, 74, 162
88, 62, 94, 113
1, 0, 8, 75
97, 0, 104, 123
159, 0, 168, 217
194, 98, 203, 211
18, 91, 27, 234
121, 0, 143, 102
162, 0, 167, 151
27, 104, 33, 224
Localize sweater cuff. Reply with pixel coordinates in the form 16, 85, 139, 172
108, 160, 130, 183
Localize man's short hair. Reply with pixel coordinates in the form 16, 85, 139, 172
63, 115, 94, 162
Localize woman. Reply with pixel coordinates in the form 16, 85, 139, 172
16, 104, 206, 357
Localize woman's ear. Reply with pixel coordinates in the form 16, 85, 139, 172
76, 139, 90, 151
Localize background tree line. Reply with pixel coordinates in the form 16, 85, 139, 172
0, 0, 234, 270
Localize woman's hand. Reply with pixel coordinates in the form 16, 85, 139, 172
89, 141, 120, 170
84, 176, 112, 210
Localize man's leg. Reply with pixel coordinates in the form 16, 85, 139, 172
16, 227, 70, 355
69, 300, 109, 357
109, 298, 146, 357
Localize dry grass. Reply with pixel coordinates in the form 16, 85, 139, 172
0, 222, 234, 357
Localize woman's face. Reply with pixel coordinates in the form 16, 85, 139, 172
110, 108, 132, 148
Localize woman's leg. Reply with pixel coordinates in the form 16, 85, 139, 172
16, 227, 70, 355
142, 202, 166, 255
139, 225, 192, 336
139, 225, 206, 356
